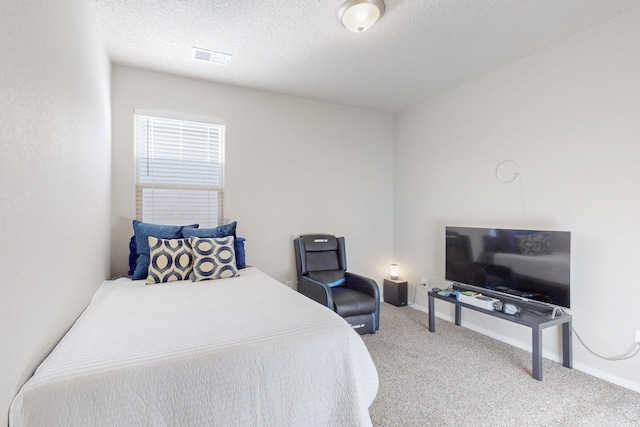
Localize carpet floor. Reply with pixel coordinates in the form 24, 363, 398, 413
361, 304, 640, 427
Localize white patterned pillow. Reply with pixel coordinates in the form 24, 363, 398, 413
190, 236, 239, 282
146, 237, 194, 284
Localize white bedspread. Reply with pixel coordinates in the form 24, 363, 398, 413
10, 267, 378, 426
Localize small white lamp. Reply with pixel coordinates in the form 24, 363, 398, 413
389, 264, 399, 280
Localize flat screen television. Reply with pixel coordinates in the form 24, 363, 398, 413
445, 226, 571, 309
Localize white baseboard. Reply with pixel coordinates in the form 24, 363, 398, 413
409, 302, 640, 394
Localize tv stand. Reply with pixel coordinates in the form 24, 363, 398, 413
427, 291, 572, 381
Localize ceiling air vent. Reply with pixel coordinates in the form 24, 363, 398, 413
192, 47, 232, 65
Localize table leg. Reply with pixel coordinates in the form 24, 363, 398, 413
532, 325, 542, 381
562, 318, 573, 369
428, 294, 435, 332
455, 305, 461, 326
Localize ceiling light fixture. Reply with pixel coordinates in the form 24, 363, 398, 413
338, 0, 385, 33
192, 47, 232, 65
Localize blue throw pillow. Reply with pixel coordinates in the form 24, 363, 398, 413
132, 220, 199, 280
128, 235, 137, 276
235, 237, 246, 269
181, 221, 237, 239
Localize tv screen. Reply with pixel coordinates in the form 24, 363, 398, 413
445, 226, 571, 309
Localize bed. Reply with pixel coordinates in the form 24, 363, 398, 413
9, 267, 379, 426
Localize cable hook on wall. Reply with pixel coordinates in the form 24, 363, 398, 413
496, 160, 520, 183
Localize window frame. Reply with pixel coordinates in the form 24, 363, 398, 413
134, 110, 226, 227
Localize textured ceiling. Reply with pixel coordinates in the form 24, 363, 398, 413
95, 0, 640, 113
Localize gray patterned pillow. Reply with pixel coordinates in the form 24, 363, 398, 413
190, 236, 239, 282
515, 232, 552, 256
146, 237, 194, 284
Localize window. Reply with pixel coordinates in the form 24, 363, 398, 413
135, 111, 225, 227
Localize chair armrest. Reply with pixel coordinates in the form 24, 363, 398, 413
345, 272, 380, 302
298, 276, 333, 308
345, 272, 381, 331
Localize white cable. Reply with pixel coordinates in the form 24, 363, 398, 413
410, 283, 418, 305
572, 327, 640, 361
496, 160, 520, 183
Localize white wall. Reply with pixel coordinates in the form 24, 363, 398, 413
0, 0, 111, 423
111, 66, 394, 286
394, 8, 640, 391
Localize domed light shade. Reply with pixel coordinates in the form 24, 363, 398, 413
338, 0, 385, 33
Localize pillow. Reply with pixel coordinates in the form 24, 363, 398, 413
515, 232, 552, 256
132, 220, 198, 280
181, 221, 237, 239
235, 237, 246, 269
146, 237, 194, 284
182, 222, 244, 268
128, 235, 137, 276
190, 236, 239, 281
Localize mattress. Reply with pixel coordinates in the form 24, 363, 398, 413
10, 267, 378, 426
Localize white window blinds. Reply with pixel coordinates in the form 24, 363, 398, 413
135, 112, 225, 228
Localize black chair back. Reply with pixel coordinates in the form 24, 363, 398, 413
295, 235, 347, 276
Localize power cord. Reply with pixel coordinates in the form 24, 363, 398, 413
409, 283, 434, 305
409, 283, 419, 305
572, 327, 640, 361
558, 309, 640, 361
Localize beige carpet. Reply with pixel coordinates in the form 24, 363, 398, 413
361, 304, 640, 427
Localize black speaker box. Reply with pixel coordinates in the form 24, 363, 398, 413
383, 279, 408, 307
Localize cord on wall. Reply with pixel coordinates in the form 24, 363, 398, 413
496, 160, 520, 183
495, 159, 526, 217
572, 327, 640, 361
410, 283, 418, 305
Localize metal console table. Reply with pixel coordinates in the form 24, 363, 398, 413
428, 291, 572, 381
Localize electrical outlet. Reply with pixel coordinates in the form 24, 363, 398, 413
420, 277, 429, 286
635, 330, 640, 344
